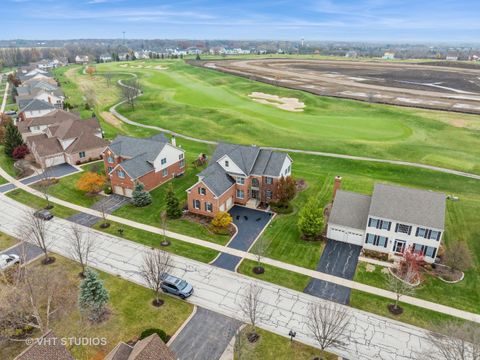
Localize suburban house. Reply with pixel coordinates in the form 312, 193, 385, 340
327, 181, 446, 263
186, 143, 292, 217
75, 55, 89, 64
14, 330, 74, 360
16, 88, 64, 109
21, 111, 108, 167
17, 98, 56, 120
100, 54, 113, 62
105, 333, 176, 360
382, 52, 395, 60
103, 134, 186, 197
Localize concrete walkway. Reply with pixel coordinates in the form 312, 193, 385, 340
111, 73, 480, 181
0, 166, 479, 324
0, 195, 450, 360
0, 73, 10, 114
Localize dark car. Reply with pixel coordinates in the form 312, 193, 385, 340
4, 110, 17, 116
34, 209, 54, 221
161, 274, 194, 299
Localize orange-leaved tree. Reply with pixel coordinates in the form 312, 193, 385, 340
211, 211, 232, 229
85, 66, 96, 77
76, 172, 106, 195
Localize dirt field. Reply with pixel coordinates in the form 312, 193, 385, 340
200, 59, 480, 114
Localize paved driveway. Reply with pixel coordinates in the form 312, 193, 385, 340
212, 206, 272, 270
67, 194, 130, 227
304, 239, 362, 304
0, 242, 44, 264
170, 307, 242, 360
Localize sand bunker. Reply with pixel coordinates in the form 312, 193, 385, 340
248, 92, 305, 112
101, 112, 122, 128
119, 64, 127, 67
154, 65, 168, 70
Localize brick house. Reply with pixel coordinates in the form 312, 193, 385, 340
103, 134, 185, 197
187, 143, 292, 217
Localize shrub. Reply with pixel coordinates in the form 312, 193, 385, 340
3, 122, 23, 157
297, 196, 323, 240
165, 184, 182, 218
76, 172, 106, 194
12, 144, 29, 160
132, 182, 152, 207
139, 328, 170, 343
211, 211, 232, 229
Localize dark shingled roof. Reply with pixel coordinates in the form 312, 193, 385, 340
104, 334, 176, 360
104, 342, 133, 360
14, 330, 74, 360
18, 98, 55, 113
211, 143, 260, 175
328, 190, 371, 229
369, 183, 446, 229
198, 162, 236, 196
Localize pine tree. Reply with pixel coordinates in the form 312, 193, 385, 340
4, 122, 23, 157
298, 196, 323, 240
132, 182, 152, 207
165, 183, 182, 218
79, 268, 109, 322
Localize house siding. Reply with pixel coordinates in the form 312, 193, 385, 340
187, 181, 236, 217
66, 146, 104, 165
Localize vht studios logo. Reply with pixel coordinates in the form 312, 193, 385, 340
25, 337, 107, 346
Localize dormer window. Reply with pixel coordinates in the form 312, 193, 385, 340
107, 156, 114, 163
161, 158, 167, 165
236, 177, 245, 185
225, 160, 229, 167
198, 187, 207, 196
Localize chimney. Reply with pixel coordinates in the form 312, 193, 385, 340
332, 176, 342, 200
171, 135, 176, 147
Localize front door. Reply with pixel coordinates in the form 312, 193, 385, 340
251, 189, 259, 199
393, 240, 406, 254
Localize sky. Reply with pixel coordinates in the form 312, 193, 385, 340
2, 0, 480, 42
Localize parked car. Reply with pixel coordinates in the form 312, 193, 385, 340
4, 110, 17, 116
0, 254, 20, 271
161, 274, 193, 299
33, 209, 53, 221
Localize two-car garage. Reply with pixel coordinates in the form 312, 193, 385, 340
113, 186, 133, 197
327, 226, 365, 246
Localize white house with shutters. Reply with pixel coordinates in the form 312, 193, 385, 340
327, 183, 446, 263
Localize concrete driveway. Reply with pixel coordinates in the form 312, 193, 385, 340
304, 239, 362, 304
212, 206, 272, 270
67, 194, 130, 227
170, 307, 242, 360
0, 242, 44, 264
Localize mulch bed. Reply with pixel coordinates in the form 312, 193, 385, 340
100, 223, 110, 229
429, 264, 463, 282
183, 213, 236, 236
152, 299, 164, 307
247, 332, 260, 343
252, 266, 265, 274
42, 256, 56, 265
387, 304, 404, 315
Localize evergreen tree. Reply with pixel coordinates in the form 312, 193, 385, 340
132, 182, 152, 207
4, 122, 23, 157
298, 196, 323, 240
165, 183, 182, 218
79, 268, 109, 322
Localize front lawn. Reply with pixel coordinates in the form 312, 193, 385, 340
1, 255, 193, 360
0, 145, 17, 177
0, 231, 18, 251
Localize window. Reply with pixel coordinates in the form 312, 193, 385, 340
395, 223, 412, 235
365, 233, 388, 248
205, 202, 213, 212
79, 151, 86, 159
236, 177, 245, 185
368, 218, 391, 231
198, 187, 206, 196
225, 160, 229, 167
236, 189, 244, 199
415, 228, 441, 241
251, 178, 259, 187
180, 159, 185, 168
430, 230, 441, 241
413, 244, 437, 259
193, 200, 200, 209
162, 168, 168, 177
161, 158, 167, 165
117, 170, 125, 179
107, 156, 114, 163
266, 177, 273, 185
265, 189, 272, 199
179, 153, 184, 160
416, 227, 427, 237
107, 166, 113, 173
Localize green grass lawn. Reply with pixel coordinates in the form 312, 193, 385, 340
92, 220, 219, 263
0, 231, 18, 250
90, 59, 480, 174
234, 325, 335, 360
1, 255, 193, 360
0, 145, 17, 178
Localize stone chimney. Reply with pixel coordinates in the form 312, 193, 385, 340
332, 176, 342, 200
171, 135, 176, 147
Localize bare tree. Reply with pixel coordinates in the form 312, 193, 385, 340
444, 242, 473, 273
426, 321, 480, 360
68, 224, 96, 277
387, 263, 417, 314
121, 77, 140, 110
238, 283, 265, 341
253, 240, 267, 274
99, 203, 110, 228
141, 248, 172, 306
0, 266, 73, 338
37, 167, 53, 209
160, 210, 170, 246
104, 72, 113, 87
20, 210, 53, 265
307, 301, 351, 352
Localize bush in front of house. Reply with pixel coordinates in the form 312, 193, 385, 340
297, 196, 323, 240
165, 183, 182, 218
12, 144, 30, 160
211, 211, 232, 233
132, 182, 152, 207
139, 328, 170, 343
76, 171, 106, 195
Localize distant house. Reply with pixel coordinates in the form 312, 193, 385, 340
327, 181, 446, 263
16, 87, 64, 109
75, 55, 89, 64
186, 47, 202, 55
345, 50, 358, 58
118, 53, 129, 61
18, 98, 56, 120
14, 330, 74, 360
187, 143, 292, 217
103, 134, 185, 197
105, 333, 176, 360
446, 52, 459, 61
100, 54, 113, 62
21, 110, 108, 168
382, 52, 395, 60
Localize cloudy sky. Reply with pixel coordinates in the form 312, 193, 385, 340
2, 0, 479, 42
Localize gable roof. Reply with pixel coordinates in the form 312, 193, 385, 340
328, 190, 372, 230
18, 98, 55, 113
369, 183, 446, 229
198, 162, 236, 196
51, 117, 100, 140
18, 109, 80, 134
14, 330, 74, 360
104, 342, 133, 360
212, 143, 260, 175
105, 334, 175, 360
27, 134, 64, 156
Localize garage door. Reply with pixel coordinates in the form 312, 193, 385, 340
45, 154, 65, 167
226, 197, 233, 210
344, 231, 364, 246
113, 186, 124, 195
124, 188, 133, 197
328, 227, 364, 246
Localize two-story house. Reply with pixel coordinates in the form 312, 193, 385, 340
103, 134, 185, 197
186, 143, 292, 217
327, 182, 446, 263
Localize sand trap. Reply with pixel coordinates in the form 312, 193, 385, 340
101, 112, 122, 128
155, 65, 168, 70
248, 92, 305, 112
119, 64, 127, 68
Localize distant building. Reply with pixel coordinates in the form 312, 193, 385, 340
446, 52, 459, 61
382, 52, 395, 60
100, 54, 113, 62
75, 55, 89, 64
345, 50, 358, 58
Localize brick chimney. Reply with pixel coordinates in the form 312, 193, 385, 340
332, 176, 342, 200
171, 135, 176, 147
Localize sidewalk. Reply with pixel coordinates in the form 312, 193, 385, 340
0, 165, 479, 324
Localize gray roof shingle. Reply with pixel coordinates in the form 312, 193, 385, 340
198, 162, 235, 196
328, 190, 372, 230
19, 98, 55, 112
369, 183, 446, 229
